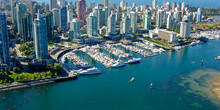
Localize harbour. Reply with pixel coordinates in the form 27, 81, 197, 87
0, 38, 220, 110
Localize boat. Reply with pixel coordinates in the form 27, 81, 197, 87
78, 67, 102, 75
190, 42, 197, 46
128, 58, 141, 64
174, 46, 182, 50
76, 64, 91, 68
130, 77, 135, 82
112, 60, 125, 68
215, 56, 220, 60
150, 82, 153, 88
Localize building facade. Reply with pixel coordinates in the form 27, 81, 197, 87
45, 11, 54, 41
87, 13, 98, 37
60, 6, 67, 31
180, 20, 191, 39
0, 12, 10, 64
158, 29, 177, 42
69, 18, 81, 40
21, 13, 33, 42
77, 0, 86, 22
49, 0, 57, 10
34, 13, 48, 59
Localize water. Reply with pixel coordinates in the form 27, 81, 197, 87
37, 0, 220, 8
0, 39, 220, 110
212, 16, 220, 21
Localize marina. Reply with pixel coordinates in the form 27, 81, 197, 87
117, 43, 152, 57
61, 51, 91, 69
102, 44, 132, 58
133, 41, 165, 54
191, 30, 220, 39
80, 45, 117, 68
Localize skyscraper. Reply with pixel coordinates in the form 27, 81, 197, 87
103, 7, 108, 26
167, 14, 174, 29
156, 10, 164, 28
87, 13, 98, 37
130, 11, 137, 34
45, 11, 54, 41
120, 15, 131, 38
21, 13, 33, 42
196, 8, 202, 22
60, 6, 67, 31
152, 0, 157, 10
52, 8, 60, 27
180, 20, 191, 39
67, 8, 73, 23
0, 12, 10, 64
144, 10, 151, 30
49, 0, 57, 10
104, 0, 108, 7
172, 2, 176, 12
97, 8, 104, 29
106, 12, 116, 36
77, 0, 86, 22
16, 3, 26, 35
69, 18, 81, 40
120, 0, 127, 10
33, 11, 48, 59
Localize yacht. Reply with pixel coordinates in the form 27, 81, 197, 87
76, 64, 91, 68
112, 60, 125, 68
174, 46, 182, 50
78, 67, 102, 75
216, 56, 220, 60
190, 42, 197, 46
130, 77, 135, 82
128, 58, 141, 64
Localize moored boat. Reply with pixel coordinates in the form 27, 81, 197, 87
128, 58, 141, 64
78, 67, 102, 75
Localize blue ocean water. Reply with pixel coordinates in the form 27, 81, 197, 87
0, 39, 220, 110
37, 0, 220, 8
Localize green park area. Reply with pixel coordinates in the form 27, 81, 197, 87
0, 63, 63, 85
144, 38, 172, 49
192, 22, 220, 30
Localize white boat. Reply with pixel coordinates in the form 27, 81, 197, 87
76, 64, 91, 68
190, 42, 197, 46
130, 77, 135, 82
112, 60, 125, 68
128, 58, 141, 64
216, 56, 220, 60
174, 46, 182, 50
78, 67, 102, 75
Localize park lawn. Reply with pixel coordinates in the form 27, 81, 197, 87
9, 71, 52, 80
145, 38, 172, 49
9, 72, 34, 79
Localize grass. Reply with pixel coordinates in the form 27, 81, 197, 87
145, 38, 172, 49
9, 72, 34, 79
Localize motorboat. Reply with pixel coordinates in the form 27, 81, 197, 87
173, 46, 182, 50
76, 64, 91, 68
78, 67, 102, 75
130, 77, 135, 82
112, 60, 125, 68
216, 56, 220, 60
190, 42, 197, 46
128, 58, 141, 64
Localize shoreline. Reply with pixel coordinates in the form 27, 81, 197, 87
0, 76, 77, 92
